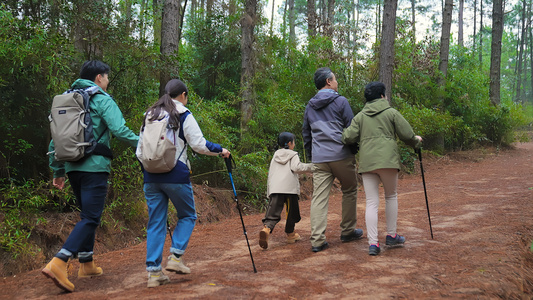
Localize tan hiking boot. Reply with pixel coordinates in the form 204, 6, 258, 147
78, 261, 103, 278
259, 227, 271, 249
147, 271, 170, 288
165, 255, 191, 274
41, 257, 75, 292
287, 232, 301, 244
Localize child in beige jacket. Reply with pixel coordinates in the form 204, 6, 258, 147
259, 132, 312, 249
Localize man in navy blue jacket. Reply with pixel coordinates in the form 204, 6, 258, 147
303, 67, 363, 252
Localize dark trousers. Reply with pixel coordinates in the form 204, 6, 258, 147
62, 171, 108, 260
262, 194, 301, 234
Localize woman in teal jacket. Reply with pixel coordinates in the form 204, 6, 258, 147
342, 81, 422, 256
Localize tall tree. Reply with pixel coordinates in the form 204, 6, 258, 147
458, 0, 464, 47
411, 0, 416, 41
438, 0, 453, 88
159, 0, 181, 96
308, 0, 317, 37
240, 0, 257, 134
326, 0, 335, 36
289, 0, 296, 44
473, 0, 477, 51
379, 0, 398, 101
530, 2, 533, 103
269, 0, 275, 37
515, 0, 527, 102
479, 0, 483, 65
489, 0, 504, 106
154, 0, 163, 46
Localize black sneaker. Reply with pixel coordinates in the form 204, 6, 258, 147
311, 242, 329, 253
340, 229, 364, 243
369, 244, 380, 256
386, 234, 406, 246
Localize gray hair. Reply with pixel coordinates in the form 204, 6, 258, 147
314, 67, 334, 90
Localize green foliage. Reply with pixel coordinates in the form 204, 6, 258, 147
0, 7, 76, 184
0, 180, 52, 258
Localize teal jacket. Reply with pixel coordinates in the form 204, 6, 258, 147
342, 97, 420, 173
49, 79, 139, 177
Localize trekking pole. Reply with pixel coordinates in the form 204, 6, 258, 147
224, 155, 257, 273
417, 148, 434, 239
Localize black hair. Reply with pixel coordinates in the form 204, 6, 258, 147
145, 79, 188, 128
278, 132, 295, 149
80, 60, 111, 82
314, 67, 334, 90
364, 81, 386, 102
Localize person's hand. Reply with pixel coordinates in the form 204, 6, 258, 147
220, 148, 231, 158
53, 177, 65, 190
415, 135, 423, 143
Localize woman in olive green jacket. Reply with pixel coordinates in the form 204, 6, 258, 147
342, 82, 422, 256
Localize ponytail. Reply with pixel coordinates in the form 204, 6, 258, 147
144, 79, 188, 128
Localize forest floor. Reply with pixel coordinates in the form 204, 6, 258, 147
1, 141, 532, 299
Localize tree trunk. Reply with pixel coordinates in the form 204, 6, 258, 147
153, 0, 162, 46
270, 0, 275, 37
411, 0, 416, 42
479, 0, 483, 65
530, 4, 533, 104
515, 0, 527, 102
308, 0, 317, 37
240, 0, 257, 134
289, 0, 296, 44
159, 0, 181, 97
376, 0, 381, 44
326, 0, 335, 37
438, 0, 453, 88
473, 0, 477, 51
378, 0, 397, 102
282, 0, 287, 40
458, 0, 464, 47
489, 0, 504, 106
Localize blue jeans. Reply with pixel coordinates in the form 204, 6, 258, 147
144, 183, 197, 272
61, 171, 108, 262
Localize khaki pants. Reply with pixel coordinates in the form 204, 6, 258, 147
310, 157, 358, 247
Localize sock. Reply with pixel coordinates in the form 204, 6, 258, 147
54, 252, 70, 263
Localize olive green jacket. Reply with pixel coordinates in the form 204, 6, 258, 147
342, 97, 420, 173
49, 79, 139, 177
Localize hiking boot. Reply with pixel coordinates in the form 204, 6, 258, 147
369, 244, 381, 256
41, 257, 75, 292
259, 227, 271, 249
78, 261, 103, 278
386, 234, 406, 246
147, 271, 170, 288
286, 232, 301, 244
340, 228, 364, 243
165, 254, 191, 274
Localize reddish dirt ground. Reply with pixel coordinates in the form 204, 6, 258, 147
1, 142, 532, 299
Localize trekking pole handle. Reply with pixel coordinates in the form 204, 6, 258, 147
224, 154, 235, 174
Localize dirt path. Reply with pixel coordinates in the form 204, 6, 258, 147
1, 143, 532, 299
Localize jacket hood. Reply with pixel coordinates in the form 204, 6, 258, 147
362, 97, 391, 116
273, 149, 298, 165
308, 90, 339, 110
71, 79, 97, 89
173, 100, 190, 114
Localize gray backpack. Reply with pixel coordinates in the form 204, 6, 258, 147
47, 86, 112, 162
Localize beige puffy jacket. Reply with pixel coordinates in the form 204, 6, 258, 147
267, 149, 312, 197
